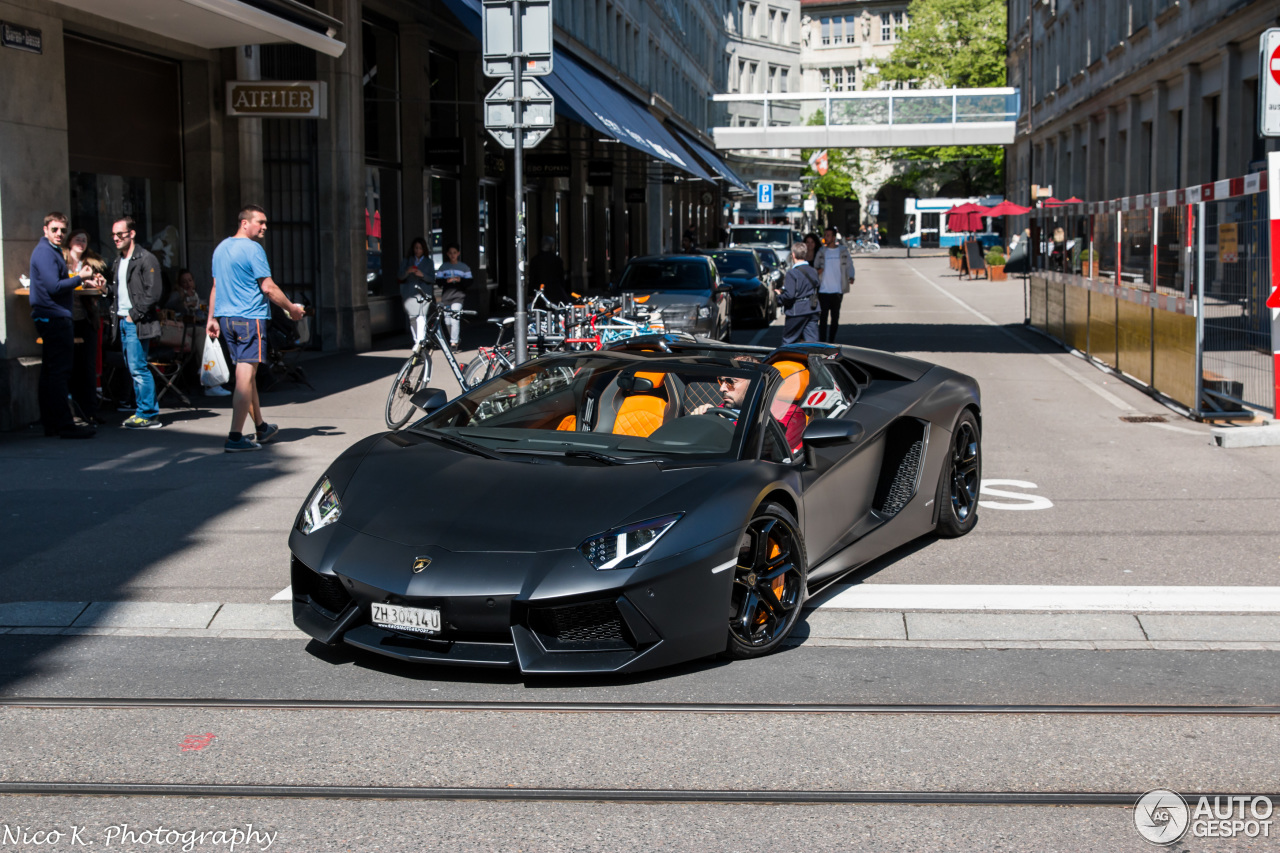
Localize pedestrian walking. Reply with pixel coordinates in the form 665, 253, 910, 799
398, 237, 434, 346
29, 212, 103, 438
434, 243, 472, 348
803, 232, 821, 263
206, 204, 305, 452
108, 216, 165, 429
812, 226, 854, 343
777, 241, 819, 345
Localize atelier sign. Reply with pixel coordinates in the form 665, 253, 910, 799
226, 81, 327, 119
1, 22, 42, 54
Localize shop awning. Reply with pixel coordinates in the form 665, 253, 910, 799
53, 0, 346, 57
440, 0, 717, 183
671, 127, 751, 193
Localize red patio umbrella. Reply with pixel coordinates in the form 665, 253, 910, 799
985, 200, 1032, 217
946, 203, 990, 233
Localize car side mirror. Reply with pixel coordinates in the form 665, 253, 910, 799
803, 418, 864, 446
714, 283, 733, 293
410, 387, 450, 415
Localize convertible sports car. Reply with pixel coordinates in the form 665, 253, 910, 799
290, 338, 981, 674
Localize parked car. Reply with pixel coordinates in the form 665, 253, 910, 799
727, 225, 801, 271
613, 254, 733, 341
706, 248, 777, 327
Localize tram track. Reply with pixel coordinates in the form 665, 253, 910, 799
3, 781, 1277, 806
2, 697, 1278, 716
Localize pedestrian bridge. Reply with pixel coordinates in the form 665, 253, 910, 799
711, 88, 1018, 150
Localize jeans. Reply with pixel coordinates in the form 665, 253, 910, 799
403, 296, 429, 346
446, 302, 462, 346
121, 320, 159, 419
817, 292, 843, 343
36, 316, 75, 433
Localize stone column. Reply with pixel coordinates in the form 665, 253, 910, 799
1151, 80, 1173, 192
235, 46, 265, 205
1218, 44, 1242, 179
1070, 123, 1084, 200
1104, 106, 1122, 200
1180, 64, 1202, 187
1125, 94, 1141, 196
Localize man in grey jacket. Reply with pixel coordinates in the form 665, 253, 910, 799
109, 216, 165, 429
812, 226, 854, 343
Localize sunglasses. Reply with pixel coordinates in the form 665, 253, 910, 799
48, 226, 67, 234
111, 231, 130, 239
716, 377, 745, 387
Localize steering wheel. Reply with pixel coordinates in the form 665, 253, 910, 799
702, 406, 738, 421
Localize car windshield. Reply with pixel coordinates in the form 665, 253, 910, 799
708, 251, 759, 278
618, 260, 712, 291
730, 227, 792, 247
412, 354, 763, 464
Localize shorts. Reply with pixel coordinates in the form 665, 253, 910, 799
219, 317, 266, 364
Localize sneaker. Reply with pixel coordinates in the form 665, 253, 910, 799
204, 385, 232, 397
224, 436, 262, 453
123, 416, 162, 429
255, 423, 280, 444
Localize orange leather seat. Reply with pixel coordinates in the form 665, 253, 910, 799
556, 415, 577, 431
612, 371, 669, 437
769, 359, 810, 417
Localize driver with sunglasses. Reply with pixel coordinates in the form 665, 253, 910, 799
692, 359, 806, 452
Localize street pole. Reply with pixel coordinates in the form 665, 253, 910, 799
512, 0, 528, 363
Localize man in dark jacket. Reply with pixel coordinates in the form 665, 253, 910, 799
30, 212, 102, 438
108, 216, 165, 429
527, 236, 568, 304
776, 241, 820, 344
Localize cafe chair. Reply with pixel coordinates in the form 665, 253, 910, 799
147, 319, 197, 408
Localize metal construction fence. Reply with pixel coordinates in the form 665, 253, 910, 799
1022, 169, 1276, 418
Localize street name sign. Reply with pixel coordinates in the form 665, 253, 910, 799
484, 76, 554, 149
757, 183, 774, 210
483, 0, 552, 77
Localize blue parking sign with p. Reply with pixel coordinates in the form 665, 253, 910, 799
757, 183, 774, 209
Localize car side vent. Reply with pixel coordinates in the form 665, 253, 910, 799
872, 418, 928, 517
528, 599, 631, 651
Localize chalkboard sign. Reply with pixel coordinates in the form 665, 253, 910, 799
962, 240, 987, 279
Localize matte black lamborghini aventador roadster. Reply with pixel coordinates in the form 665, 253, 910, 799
290, 339, 981, 674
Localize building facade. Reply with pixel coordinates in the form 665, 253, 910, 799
1006, 0, 1280, 205
0, 0, 745, 429
796, 0, 910, 235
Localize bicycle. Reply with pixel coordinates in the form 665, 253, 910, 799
385, 287, 476, 429
854, 236, 881, 254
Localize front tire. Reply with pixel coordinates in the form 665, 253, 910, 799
935, 410, 981, 537
385, 349, 432, 430
724, 503, 808, 659
462, 356, 492, 389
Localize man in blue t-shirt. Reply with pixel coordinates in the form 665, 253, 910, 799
206, 204, 305, 452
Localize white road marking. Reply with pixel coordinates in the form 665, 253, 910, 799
270, 585, 292, 601
904, 263, 1135, 411
711, 559, 737, 574
1147, 422, 1206, 436
979, 479, 1054, 510
814, 584, 1280, 613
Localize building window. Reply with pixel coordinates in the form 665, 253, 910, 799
821, 16, 830, 46
833, 68, 844, 91
880, 11, 906, 42
779, 67, 789, 92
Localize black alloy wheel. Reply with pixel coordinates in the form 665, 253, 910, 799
724, 503, 808, 658
935, 410, 981, 537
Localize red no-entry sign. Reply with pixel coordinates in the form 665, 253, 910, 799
1263, 29, 1280, 137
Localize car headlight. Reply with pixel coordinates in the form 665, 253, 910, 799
579, 513, 683, 570
697, 305, 710, 319
298, 477, 342, 535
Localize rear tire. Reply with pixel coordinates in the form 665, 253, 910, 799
385, 349, 432, 430
723, 503, 808, 659
935, 410, 981, 537
462, 357, 492, 389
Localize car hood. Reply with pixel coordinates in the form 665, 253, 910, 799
722, 275, 763, 289
335, 435, 718, 551
623, 290, 712, 311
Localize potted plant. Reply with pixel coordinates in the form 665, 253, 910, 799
1080, 248, 1098, 279
949, 244, 963, 270
985, 248, 1007, 281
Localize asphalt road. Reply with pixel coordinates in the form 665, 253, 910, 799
1, 254, 1277, 851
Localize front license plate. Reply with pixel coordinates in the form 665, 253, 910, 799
371, 602, 441, 635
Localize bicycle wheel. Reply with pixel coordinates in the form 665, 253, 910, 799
385, 349, 432, 429
462, 356, 493, 389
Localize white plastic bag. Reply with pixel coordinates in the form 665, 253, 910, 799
200, 334, 230, 387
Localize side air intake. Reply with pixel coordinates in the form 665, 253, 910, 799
872, 418, 928, 517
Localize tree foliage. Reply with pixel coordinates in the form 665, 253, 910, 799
869, 0, 1007, 195
800, 110, 858, 215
